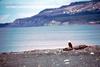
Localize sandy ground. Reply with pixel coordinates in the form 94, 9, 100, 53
0, 45, 100, 67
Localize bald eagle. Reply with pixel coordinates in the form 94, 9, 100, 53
68, 40, 73, 49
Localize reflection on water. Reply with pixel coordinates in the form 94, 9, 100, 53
0, 25, 100, 52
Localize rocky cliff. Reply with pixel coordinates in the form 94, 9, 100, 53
1, 1, 100, 27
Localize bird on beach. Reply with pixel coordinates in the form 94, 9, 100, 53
68, 40, 73, 49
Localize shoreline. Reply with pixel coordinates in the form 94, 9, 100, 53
0, 45, 100, 54
0, 45, 100, 67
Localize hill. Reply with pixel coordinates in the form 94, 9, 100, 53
1, 1, 100, 27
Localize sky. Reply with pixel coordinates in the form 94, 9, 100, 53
0, 0, 90, 23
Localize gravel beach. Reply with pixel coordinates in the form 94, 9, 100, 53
0, 45, 100, 67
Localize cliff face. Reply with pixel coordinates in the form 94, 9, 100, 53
3, 1, 100, 27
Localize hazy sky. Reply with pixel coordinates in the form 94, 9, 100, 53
0, 0, 90, 23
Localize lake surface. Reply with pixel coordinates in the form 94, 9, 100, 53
0, 25, 100, 52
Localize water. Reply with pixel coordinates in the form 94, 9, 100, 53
0, 25, 100, 52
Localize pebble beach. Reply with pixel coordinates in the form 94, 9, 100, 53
0, 45, 100, 67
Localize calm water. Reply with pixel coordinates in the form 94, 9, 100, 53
0, 25, 100, 52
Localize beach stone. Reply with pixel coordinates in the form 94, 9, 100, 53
64, 59, 70, 65
90, 52, 95, 55
64, 62, 70, 64
64, 59, 70, 62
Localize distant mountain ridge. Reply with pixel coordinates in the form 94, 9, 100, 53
0, 1, 100, 27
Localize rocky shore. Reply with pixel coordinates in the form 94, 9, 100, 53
0, 45, 100, 67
